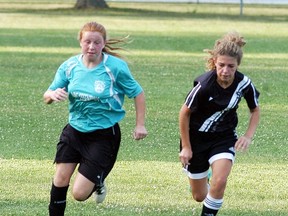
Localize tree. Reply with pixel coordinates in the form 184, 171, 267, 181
75, 0, 108, 9
240, 0, 244, 15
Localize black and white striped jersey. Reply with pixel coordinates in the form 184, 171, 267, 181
185, 70, 260, 133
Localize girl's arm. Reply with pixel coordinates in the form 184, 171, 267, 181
43, 88, 68, 104
133, 92, 148, 140
235, 106, 260, 151
179, 104, 193, 166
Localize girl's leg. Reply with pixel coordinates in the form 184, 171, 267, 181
210, 159, 232, 198
54, 163, 77, 186
189, 177, 209, 202
201, 159, 232, 216
72, 172, 95, 201
71, 124, 121, 202
49, 163, 77, 216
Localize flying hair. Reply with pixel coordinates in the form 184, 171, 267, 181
204, 31, 246, 70
78, 21, 131, 59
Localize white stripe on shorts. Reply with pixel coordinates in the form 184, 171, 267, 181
209, 152, 235, 165
182, 167, 210, 180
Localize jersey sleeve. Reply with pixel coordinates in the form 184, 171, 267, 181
184, 81, 203, 112
48, 62, 69, 91
116, 62, 143, 98
244, 82, 260, 109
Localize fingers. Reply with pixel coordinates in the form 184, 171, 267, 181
179, 158, 190, 167
179, 150, 192, 167
133, 126, 148, 140
52, 88, 68, 102
235, 136, 252, 151
133, 131, 147, 140
179, 156, 190, 167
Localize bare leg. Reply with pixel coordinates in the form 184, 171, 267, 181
210, 159, 232, 199
200, 159, 233, 216
54, 163, 78, 187
72, 172, 95, 201
189, 176, 209, 202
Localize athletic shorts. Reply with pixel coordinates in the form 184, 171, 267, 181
180, 131, 237, 179
54, 123, 121, 185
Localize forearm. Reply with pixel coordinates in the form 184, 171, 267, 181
133, 92, 147, 140
179, 105, 192, 150
244, 106, 260, 139
134, 92, 146, 127
179, 104, 193, 165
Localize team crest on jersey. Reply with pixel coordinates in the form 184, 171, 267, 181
94, 80, 105, 93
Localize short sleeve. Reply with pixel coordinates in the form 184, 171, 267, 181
48, 63, 69, 91
116, 63, 143, 98
244, 82, 260, 109
184, 82, 203, 112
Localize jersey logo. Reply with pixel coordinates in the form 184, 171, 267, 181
208, 96, 213, 101
94, 80, 105, 93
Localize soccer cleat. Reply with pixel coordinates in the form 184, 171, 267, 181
94, 182, 107, 204
207, 168, 212, 184
207, 168, 212, 191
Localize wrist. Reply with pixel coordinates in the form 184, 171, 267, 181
181, 144, 192, 152
244, 135, 253, 141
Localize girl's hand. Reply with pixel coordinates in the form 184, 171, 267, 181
235, 136, 252, 151
50, 88, 68, 102
179, 147, 192, 167
133, 125, 148, 140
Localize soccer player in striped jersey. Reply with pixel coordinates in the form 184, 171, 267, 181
179, 32, 260, 216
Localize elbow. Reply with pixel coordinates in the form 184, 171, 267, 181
136, 91, 145, 99
135, 92, 145, 103
43, 97, 53, 104
250, 106, 260, 114
43, 91, 53, 104
44, 99, 53, 104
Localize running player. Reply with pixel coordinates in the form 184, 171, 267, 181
179, 31, 260, 216
44, 21, 148, 216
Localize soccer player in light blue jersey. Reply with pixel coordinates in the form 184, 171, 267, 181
44, 21, 147, 216
179, 32, 260, 216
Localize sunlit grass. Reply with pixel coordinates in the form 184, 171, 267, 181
0, 159, 287, 215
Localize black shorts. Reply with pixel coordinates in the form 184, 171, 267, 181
54, 123, 121, 185
180, 131, 237, 179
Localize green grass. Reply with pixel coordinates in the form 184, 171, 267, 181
0, 1, 288, 215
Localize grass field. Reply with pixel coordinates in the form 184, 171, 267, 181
0, 1, 288, 215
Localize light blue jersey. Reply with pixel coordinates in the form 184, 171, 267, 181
48, 53, 143, 132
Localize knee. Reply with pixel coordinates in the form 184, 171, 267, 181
192, 192, 206, 202
54, 175, 71, 187
72, 189, 89, 201
211, 176, 227, 192
54, 171, 72, 187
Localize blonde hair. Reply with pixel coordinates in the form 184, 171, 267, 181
78, 21, 130, 59
204, 31, 246, 70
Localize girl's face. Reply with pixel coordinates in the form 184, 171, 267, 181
214, 55, 238, 87
80, 31, 105, 62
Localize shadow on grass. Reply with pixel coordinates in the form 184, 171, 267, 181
0, 27, 287, 54
0, 3, 287, 23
